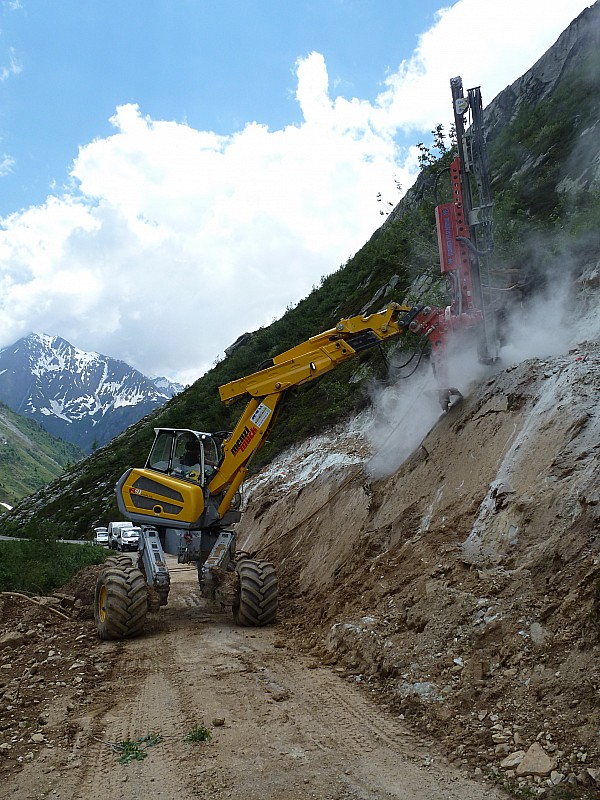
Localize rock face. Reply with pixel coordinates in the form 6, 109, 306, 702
484, 0, 600, 193
0, 333, 182, 452
484, 1, 600, 145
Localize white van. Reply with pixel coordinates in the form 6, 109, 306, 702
107, 521, 135, 551
114, 526, 141, 552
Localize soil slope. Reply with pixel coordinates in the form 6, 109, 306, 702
237, 340, 600, 797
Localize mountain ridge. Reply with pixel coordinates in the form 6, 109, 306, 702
0, 332, 183, 453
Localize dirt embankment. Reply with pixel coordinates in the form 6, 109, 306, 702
238, 341, 600, 797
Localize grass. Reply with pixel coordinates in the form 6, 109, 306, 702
0, 536, 106, 594
184, 725, 212, 743
110, 733, 162, 764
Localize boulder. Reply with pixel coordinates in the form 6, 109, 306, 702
516, 742, 556, 777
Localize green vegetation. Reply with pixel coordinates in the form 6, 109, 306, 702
184, 725, 212, 743
110, 733, 162, 764
0, 532, 105, 593
489, 66, 600, 269
0, 402, 84, 507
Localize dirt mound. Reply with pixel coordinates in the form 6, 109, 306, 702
59, 564, 105, 615
238, 341, 600, 796
0, 571, 119, 782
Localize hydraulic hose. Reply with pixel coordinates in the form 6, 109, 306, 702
456, 235, 493, 258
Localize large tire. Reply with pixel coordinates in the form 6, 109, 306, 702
232, 559, 278, 627
94, 563, 148, 640
104, 554, 134, 568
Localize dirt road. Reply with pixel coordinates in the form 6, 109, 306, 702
2, 557, 509, 800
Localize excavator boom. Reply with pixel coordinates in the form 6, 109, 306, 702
115, 300, 447, 531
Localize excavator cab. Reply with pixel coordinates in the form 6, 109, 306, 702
146, 428, 221, 486
115, 427, 224, 529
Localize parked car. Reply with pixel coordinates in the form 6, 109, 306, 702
115, 526, 140, 552
93, 526, 109, 546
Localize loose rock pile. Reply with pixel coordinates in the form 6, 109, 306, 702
0, 566, 117, 780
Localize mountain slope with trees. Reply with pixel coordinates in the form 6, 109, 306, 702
0, 401, 83, 508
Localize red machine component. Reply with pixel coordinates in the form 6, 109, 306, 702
436, 157, 480, 324
426, 76, 497, 405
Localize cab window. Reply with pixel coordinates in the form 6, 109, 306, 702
202, 436, 221, 467
147, 431, 175, 472
172, 433, 203, 483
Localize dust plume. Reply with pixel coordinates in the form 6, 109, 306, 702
364, 248, 599, 480
364, 332, 489, 479
499, 233, 600, 362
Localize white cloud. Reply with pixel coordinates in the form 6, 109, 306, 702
0, 46, 21, 82
0, 0, 590, 384
0, 154, 15, 175
369, 0, 590, 135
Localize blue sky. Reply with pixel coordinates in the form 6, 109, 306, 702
0, 0, 592, 383
0, 0, 447, 215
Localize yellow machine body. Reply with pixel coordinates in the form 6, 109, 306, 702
117, 466, 206, 528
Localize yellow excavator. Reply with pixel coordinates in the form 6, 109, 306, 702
94, 302, 452, 640
94, 76, 498, 640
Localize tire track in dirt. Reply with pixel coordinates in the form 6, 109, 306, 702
221, 647, 502, 800
2, 557, 510, 800
72, 639, 195, 800
76, 567, 247, 799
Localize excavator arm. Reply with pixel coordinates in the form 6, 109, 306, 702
209, 302, 446, 498
115, 301, 447, 530
220, 302, 413, 404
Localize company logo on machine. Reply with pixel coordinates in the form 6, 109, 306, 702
250, 402, 272, 428
231, 425, 258, 456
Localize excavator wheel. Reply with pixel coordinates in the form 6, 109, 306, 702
104, 554, 135, 569
94, 562, 148, 641
232, 559, 279, 627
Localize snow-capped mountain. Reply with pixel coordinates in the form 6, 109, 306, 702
151, 375, 185, 396
0, 333, 182, 452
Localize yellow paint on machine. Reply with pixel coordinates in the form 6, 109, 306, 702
120, 468, 206, 524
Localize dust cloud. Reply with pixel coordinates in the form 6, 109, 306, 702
363, 363, 441, 480
365, 261, 597, 480
364, 332, 492, 479
501, 269, 581, 363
